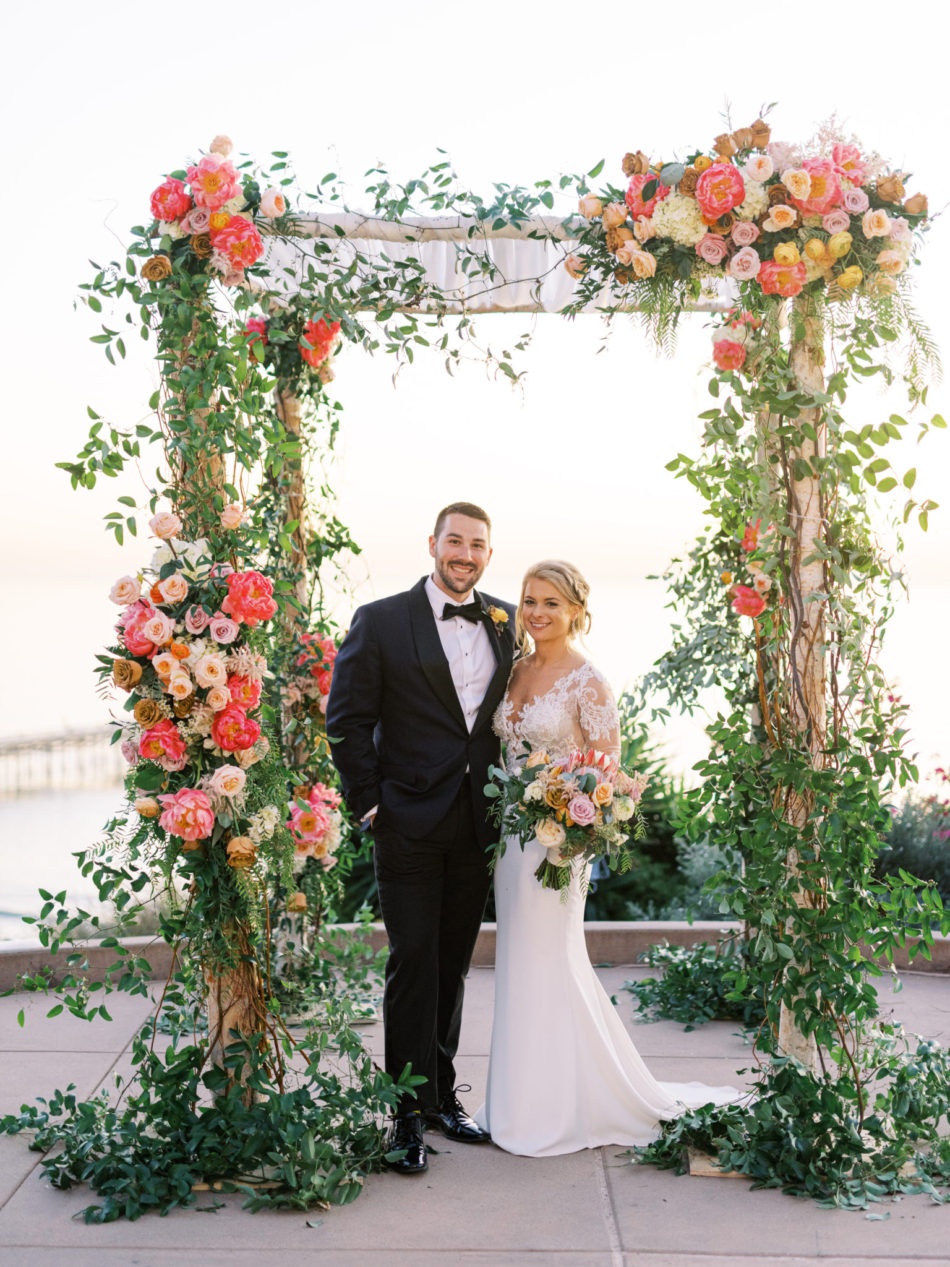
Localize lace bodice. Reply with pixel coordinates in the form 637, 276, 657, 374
493, 661, 621, 764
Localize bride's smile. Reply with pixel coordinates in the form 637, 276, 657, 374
521, 580, 578, 647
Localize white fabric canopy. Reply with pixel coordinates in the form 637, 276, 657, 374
260, 214, 732, 314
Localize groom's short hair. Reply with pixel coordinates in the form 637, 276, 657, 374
433, 501, 492, 538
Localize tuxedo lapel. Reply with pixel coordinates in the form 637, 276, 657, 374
471, 596, 514, 734
408, 579, 467, 731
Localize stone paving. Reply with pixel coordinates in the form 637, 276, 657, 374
2, 965, 950, 1266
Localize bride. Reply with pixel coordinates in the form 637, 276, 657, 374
476, 559, 740, 1157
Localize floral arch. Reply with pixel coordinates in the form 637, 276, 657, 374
9, 117, 950, 1217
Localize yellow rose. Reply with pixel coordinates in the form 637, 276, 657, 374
693, 155, 713, 173
773, 242, 800, 266
804, 238, 828, 263
827, 232, 853, 260
209, 211, 229, 232
525, 750, 549, 769
720, 571, 733, 585
837, 265, 863, 290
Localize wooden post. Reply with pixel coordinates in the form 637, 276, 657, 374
777, 291, 827, 1073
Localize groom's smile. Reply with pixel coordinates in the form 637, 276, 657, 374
429, 512, 492, 599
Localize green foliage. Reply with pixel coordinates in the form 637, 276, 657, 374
634, 1035, 950, 1210
623, 939, 766, 1031
876, 775, 950, 903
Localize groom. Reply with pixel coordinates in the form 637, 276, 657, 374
326, 502, 515, 1175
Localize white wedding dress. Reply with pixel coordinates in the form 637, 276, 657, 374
476, 662, 740, 1157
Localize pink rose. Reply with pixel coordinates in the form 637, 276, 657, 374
842, 187, 870, 214
625, 172, 670, 219
180, 206, 212, 234
822, 210, 851, 234
185, 605, 212, 634
121, 738, 138, 764
731, 221, 760, 247
888, 216, 911, 243
157, 574, 189, 604
743, 154, 773, 183
567, 794, 597, 827
110, 575, 140, 606
208, 764, 247, 799
727, 247, 762, 281
713, 339, 747, 372
158, 787, 215, 841
150, 178, 192, 223
259, 187, 286, 218
696, 234, 729, 265
186, 154, 240, 210
209, 615, 240, 645
220, 503, 245, 530
149, 511, 182, 540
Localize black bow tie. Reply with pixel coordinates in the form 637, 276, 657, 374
442, 601, 484, 624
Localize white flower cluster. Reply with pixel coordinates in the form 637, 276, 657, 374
734, 180, 768, 222
149, 537, 213, 580
247, 803, 282, 844
651, 193, 706, 246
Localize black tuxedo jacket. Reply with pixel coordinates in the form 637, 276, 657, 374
326, 578, 516, 846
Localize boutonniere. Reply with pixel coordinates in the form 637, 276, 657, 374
486, 605, 509, 632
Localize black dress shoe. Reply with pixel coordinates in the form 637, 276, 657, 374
386, 1112, 428, 1174
424, 1086, 491, 1143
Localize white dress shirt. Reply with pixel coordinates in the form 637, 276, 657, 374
424, 574, 497, 732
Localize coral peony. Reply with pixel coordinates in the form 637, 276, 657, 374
695, 163, 746, 220
713, 339, 747, 371
757, 259, 807, 297
186, 154, 240, 210
832, 144, 868, 187
221, 570, 278, 628
211, 215, 264, 269
243, 317, 268, 358
299, 317, 341, 368
139, 718, 187, 765
150, 177, 192, 223
158, 787, 215, 841
788, 158, 841, 216
741, 518, 762, 552
120, 600, 161, 657
227, 673, 262, 710
730, 585, 767, 618
624, 172, 670, 220
212, 703, 261, 752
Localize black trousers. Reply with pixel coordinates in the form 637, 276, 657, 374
373, 781, 492, 1114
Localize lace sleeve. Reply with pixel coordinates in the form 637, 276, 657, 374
576, 667, 622, 759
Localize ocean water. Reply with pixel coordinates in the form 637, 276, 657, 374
0, 785, 127, 940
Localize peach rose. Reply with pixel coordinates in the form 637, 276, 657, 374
592, 781, 613, 807
535, 817, 567, 849
259, 188, 286, 218
781, 169, 811, 202
903, 193, 928, 217
220, 503, 245, 530
564, 254, 587, 280
578, 194, 603, 219
602, 202, 627, 229
287, 891, 308, 912
157, 574, 189, 604
167, 673, 194, 702
876, 249, 905, 276
632, 217, 655, 244
862, 209, 891, 239
195, 653, 228, 689
110, 576, 141, 606
728, 247, 761, 280
630, 249, 657, 279
227, 837, 257, 869
204, 685, 229, 712
763, 204, 797, 231
151, 651, 178, 680
209, 764, 247, 798
149, 512, 182, 540
142, 612, 175, 646
743, 154, 774, 183
135, 797, 161, 818
209, 135, 233, 157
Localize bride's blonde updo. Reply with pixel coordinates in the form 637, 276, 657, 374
517, 559, 592, 649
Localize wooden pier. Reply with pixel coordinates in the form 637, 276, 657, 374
0, 728, 126, 797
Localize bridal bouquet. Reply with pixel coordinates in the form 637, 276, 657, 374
485, 748, 648, 892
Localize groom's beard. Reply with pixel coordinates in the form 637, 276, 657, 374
433, 556, 486, 597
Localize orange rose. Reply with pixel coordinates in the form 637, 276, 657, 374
113, 659, 143, 691
749, 119, 772, 149
170, 641, 191, 660
141, 255, 172, 282
693, 155, 713, 173
134, 698, 165, 728
592, 781, 613, 807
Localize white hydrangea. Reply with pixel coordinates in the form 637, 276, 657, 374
735, 180, 768, 222
651, 193, 706, 246
247, 803, 282, 844
523, 780, 546, 804
149, 537, 213, 580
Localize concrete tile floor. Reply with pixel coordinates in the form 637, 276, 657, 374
1, 966, 949, 1264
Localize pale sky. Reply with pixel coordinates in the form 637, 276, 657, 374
2, 1, 947, 778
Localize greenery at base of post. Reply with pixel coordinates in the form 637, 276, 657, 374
623, 939, 766, 1031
